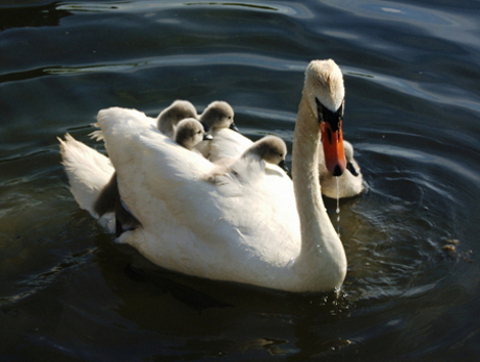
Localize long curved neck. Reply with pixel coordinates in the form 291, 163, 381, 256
292, 96, 323, 228
292, 93, 347, 290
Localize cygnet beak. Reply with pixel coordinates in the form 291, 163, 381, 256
278, 160, 289, 173
229, 122, 240, 132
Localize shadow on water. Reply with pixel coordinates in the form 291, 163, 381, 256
92, 238, 355, 361
0, 2, 72, 31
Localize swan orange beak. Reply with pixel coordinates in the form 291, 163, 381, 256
321, 120, 346, 176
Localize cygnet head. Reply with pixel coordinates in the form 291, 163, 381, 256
157, 100, 198, 137
174, 118, 207, 150
305, 59, 346, 177
200, 101, 237, 131
244, 135, 288, 172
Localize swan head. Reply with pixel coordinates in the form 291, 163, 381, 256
157, 100, 198, 135
305, 59, 347, 177
243, 135, 289, 172
174, 118, 207, 150
200, 101, 237, 132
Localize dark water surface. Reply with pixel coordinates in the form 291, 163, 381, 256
1, 1, 480, 361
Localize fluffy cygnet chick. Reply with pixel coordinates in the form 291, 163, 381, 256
199, 100, 237, 131
174, 118, 211, 151
207, 135, 288, 185
157, 100, 198, 139
242, 135, 288, 172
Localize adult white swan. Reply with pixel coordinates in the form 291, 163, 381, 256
60, 59, 348, 293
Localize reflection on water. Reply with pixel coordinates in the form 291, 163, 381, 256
1, 0, 480, 361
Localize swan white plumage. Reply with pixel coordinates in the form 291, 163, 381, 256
59, 59, 348, 292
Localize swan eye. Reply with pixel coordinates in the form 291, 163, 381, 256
316, 97, 342, 132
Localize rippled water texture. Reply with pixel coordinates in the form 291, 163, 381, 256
1, 1, 480, 361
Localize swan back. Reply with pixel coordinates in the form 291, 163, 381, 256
96, 107, 306, 289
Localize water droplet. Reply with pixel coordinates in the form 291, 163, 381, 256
336, 177, 340, 237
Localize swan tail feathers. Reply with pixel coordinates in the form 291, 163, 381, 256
89, 127, 104, 141
58, 133, 114, 219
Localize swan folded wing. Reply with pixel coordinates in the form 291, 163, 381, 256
136, 137, 299, 255
135, 134, 267, 245
114, 134, 256, 252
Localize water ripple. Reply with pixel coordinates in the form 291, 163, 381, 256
38, 52, 308, 81
58, 0, 313, 19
